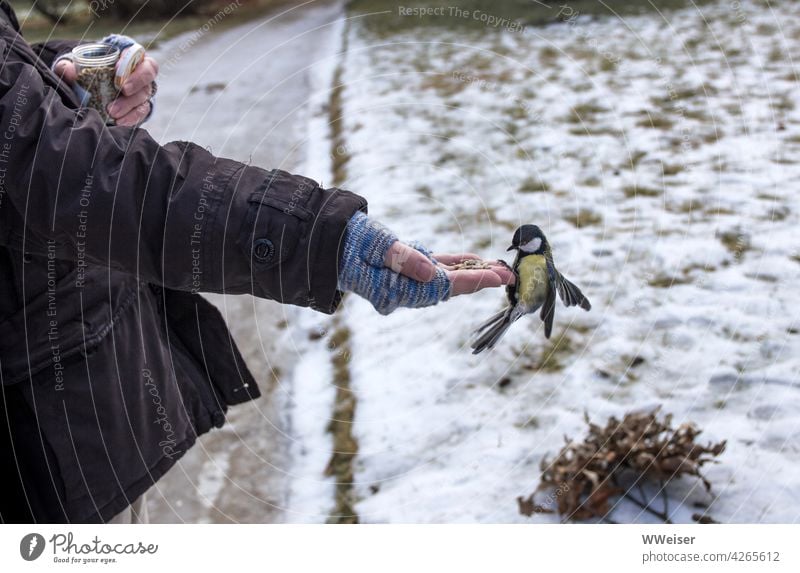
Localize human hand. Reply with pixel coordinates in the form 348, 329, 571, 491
54, 46, 159, 126
383, 244, 514, 295
433, 253, 516, 295
339, 212, 514, 315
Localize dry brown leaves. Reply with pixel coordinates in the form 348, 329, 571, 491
518, 409, 726, 521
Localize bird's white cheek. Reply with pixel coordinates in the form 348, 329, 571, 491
521, 238, 542, 253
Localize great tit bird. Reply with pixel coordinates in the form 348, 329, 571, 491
471, 225, 591, 354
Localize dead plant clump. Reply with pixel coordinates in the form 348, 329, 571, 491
517, 409, 726, 523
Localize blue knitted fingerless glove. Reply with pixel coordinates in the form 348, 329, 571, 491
338, 212, 451, 315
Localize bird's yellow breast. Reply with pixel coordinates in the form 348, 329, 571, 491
517, 255, 549, 309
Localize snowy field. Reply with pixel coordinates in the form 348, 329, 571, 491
285, 0, 800, 523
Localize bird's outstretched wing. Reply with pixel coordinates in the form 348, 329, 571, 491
540, 281, 556, 339
545, 256, 591, 311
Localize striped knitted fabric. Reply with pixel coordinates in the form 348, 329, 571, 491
338, 211, 451, 315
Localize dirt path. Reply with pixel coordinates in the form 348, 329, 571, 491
142, 0, 344, 523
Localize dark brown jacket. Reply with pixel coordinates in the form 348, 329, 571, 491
0, 2, 366, 522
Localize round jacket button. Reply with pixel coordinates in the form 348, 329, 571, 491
253, 238, 275, 262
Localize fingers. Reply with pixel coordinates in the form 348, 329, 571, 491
433, 254, 516, 279
489, 265, 516, 285
115, 101, 151, 127
448, 270, 501, 296
119, 55, 158, 97
108, 84, 152, 120
447, 269, 515, 296
384, 241, 437, 282
432, 253, 481, 266
54, 60, 77, 85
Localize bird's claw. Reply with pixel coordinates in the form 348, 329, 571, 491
495, 259, 513, 272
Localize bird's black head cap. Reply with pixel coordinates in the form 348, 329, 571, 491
508, 224, 547, 253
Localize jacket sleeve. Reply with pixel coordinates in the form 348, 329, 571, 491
29, 39, 81, 68
0, 40, 367, 315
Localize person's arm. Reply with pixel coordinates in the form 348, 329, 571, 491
1, 35, 512, 315
0, 38, 364, 314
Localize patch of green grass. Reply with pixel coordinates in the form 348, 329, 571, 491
705, 206, 736, 216
513, 416, 541, 430
625, 150, 648, 169
435, 151, 460, 166
717, 228, 751, 259
648, 274, 692, 288
329, 31, 350, 187
756, 23, 778, 36
351, 0, 720, 34
539, 46, 560, 63
566, 102, 609, 124
637, 114, 675, 130
599, 56, 618, 72
665, 199, 700, 213
564, 208, 603, 228
325, 323, 359, 524
420, 74, 466, 98
503, 121, 521, 139
769, 44, 785, 63
416, 185, 434, 199
773, 96, 795, 112
661, 162, 685, 176
519, 177, 550, 193
623, 184, 662, 198
507, 105, 529, 121
569, 127, 623, 137
682, 107, 712, 121
520, 331, 577, 373
682, 262, 717, 274
716, 45, 742, 58
683, 35, 704, 51
700, 129, 723, 144
654, 84, 719, 111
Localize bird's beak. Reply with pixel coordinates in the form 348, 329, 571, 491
506, 245, 516, 252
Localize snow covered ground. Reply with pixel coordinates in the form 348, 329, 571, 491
141, 0, 347, 523
143, 0, 800, 523
291, 0, 800, 523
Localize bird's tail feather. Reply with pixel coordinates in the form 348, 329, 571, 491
471, 306, 520, 354
472, 308, 507, 335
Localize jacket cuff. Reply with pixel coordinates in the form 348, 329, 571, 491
220, 167, 367, 314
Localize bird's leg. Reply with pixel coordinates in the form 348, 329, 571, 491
495, 259, 514, 272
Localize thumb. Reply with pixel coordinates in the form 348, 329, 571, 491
54, 60, 78, 85
384, 241, 437, 282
